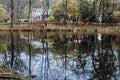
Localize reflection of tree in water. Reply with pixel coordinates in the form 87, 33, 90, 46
52, 33, 91, 79
52, 33, 120, 80
92, 48, 116, 80
0, 31, 120, 80
1, 32, 27, 72
91, 34, 117, 80
33, 31, 50, 80
0, 32, 10, 53
39, 32, 69, 80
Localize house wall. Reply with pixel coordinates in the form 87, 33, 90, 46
31, 8, 51, 21
32, 8, 43, 21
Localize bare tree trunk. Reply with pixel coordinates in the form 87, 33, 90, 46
45, 0, 49, 17
100, 0, 104, 25
16, 0, 20, 23
11, 0, 14, 27
45, 0, 49, 26
42, 0, 45, 21
93, 0, 98, 25
64, 0, 67, 25
28, 0, 32, 27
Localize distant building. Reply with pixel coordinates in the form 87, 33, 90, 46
18, 8, 51, 23
32, 8, 43, 21
31, 8, 51, 21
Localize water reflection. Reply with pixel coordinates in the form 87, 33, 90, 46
0, 31, 120, 80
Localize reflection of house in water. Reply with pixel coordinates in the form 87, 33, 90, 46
20, 33, 33, 40
1, 31, 120, 80
72, 34, 89, 43
31, 41, 50, 49
97, 33, 102, 41
20, 33, 50, 50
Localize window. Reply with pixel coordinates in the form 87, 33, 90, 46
36, 16, 40, 19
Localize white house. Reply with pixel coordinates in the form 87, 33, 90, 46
18, 8, 51, 22
31, 8, 51, 21
32, 8, 43, 21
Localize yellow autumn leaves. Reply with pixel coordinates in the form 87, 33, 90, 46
0, 4, 10, 21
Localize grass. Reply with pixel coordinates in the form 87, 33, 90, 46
0, 22, 120, 34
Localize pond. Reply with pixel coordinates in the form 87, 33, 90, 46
0, 31, 120, 80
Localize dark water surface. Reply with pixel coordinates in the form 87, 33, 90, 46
0, 31, 120, 80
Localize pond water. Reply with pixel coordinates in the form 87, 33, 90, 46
0, 31, 120, 80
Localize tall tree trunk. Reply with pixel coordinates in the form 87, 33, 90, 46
42, 0, 45, 20
16, 0, 20, 23
11, 0, 14, 27
100, 0, 104, 25
28, 0, 32, 27
45, 0, 49, 17
64, 0, 67, 25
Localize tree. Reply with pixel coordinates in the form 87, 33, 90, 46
0, 4, 10, 22
10, 0, 14, 27
77, 0, 117, 23
1, 0, 31, 23
14, 0, 28, 23
1, 0, 54, 24
67, 0, 79, 21
45, 0, 49, 17
1, 0, 28, 21
78, 1, 97, 22
51, 0, 79, 22
98, 0, 116, 23
50, 1, 65, 21
28, 0, 32, 27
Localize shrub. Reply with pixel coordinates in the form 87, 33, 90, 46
45, 16, 55, 22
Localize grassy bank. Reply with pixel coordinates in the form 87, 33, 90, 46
0, 23, 120, 34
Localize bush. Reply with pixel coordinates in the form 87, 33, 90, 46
45, 16, 55, 22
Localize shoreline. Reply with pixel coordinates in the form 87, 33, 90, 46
0, 24, 120, 33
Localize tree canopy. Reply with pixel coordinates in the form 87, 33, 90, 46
51, 0, 79, 21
